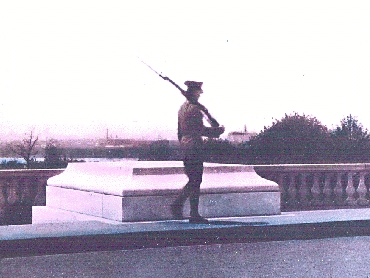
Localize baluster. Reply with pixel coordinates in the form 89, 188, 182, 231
6, 178, 19, 205
357, 172, 369, 206
334, 172, 344, 205
311, 173, 322, 206
299, 173, 309, 206
278, 173, 285, 191
323, 173, 333, 205
278, 173, 287, 207
287, 173, 298, 207
345, 172, 356, 205
19, 177, 35, 205
0, 179, 6, 218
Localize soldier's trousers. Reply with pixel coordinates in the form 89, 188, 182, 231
176, 159, 204, 216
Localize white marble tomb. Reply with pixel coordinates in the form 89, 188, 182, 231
35, 161, 280, 222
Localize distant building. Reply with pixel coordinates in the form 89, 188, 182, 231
105, 139, 136, 149
102, 129, 172, 149
227, 126, 257, 144
103, 129, 142, 149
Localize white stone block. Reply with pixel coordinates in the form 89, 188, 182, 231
47, 186, 103, 218
42, 161, 280, 222
102, 194, 123, 222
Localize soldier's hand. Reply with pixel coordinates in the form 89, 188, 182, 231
208, 125, 226, 138
219, 125, 225, 134
215, 126, 225, 136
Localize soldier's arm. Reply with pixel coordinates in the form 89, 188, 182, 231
202, 126, 225, 138
189, 106, 225, 138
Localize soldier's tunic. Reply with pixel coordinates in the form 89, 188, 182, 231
178, 100, 221, 161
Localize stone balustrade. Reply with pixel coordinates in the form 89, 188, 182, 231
255, 163, 370, 210
2, 163, 370, 225
0, 169, 63, 225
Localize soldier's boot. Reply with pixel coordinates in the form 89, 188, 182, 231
170, 199, 184, 220
170, 187, 191, 220
189, 193, 208, 224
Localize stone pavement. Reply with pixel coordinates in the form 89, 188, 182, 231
3, 208, 370, 256
2, 208, 370, 277
3, 236, 370, 277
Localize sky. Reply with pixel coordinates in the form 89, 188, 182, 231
1, 1, 369, 141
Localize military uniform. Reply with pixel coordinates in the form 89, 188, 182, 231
171, 81, 224, 223
178, 100, 222, 160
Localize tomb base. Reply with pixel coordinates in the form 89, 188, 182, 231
33, 161, 280, 223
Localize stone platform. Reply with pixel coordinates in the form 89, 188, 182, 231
6, 209, 370, 277
34, 161, 280, 222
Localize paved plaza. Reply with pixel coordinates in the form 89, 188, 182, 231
2, 208, 370, 277
3, 236, 370, 277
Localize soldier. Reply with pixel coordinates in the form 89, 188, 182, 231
171, 81, 225, 223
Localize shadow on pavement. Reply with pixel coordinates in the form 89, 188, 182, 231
208, 220, 269, 226
178, 220, 269, 226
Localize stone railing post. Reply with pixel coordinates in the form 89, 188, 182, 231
323, 173, 333, 206
345, 172, 356, 206
311, 173, 322, 206
287, 173, 298, 207
299, 173, 309, 206
357, 172, 369, 206
0, 182, 6, 225
334, 172, 344, 205
6, 178, 19, 205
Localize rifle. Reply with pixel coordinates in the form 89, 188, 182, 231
140, 59, 220, 128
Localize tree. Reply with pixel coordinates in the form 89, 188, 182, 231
331, 114, 369, 142
148, 140, 172, 160
8, 131, 39, 168
203, 138, 248, 164
330, 115, 370, 162
248, 113, 333, 164
44, 139, 67, 168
